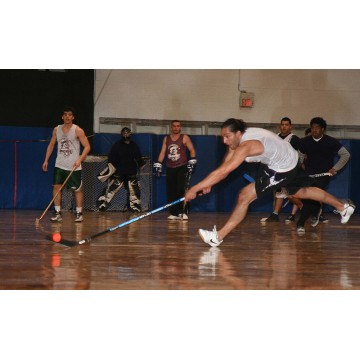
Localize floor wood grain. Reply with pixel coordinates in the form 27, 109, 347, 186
1, 209, 359, 289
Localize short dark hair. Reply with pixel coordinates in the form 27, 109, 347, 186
63, 106, 76, 115
281, 117, 292, 124
310, 117, 327, 130
121, 127, 131, 134
221, 118, 247, 133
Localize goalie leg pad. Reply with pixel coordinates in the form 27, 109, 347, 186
128, 175, 141, 212
97, 163, 117, 183
96, 176, 124, 210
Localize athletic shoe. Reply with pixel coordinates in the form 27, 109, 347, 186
285, 214, 295, 223
75, 212, 83, 222
198, 226, 223, 247
51, 211, 62, 222
179, 213, 188, 220
310, 217, 319, 227
319, 215, 329, 223
297, 226, 305, 234
168, 215, 181, 220
261, 213, 279, 223
340, 201, 355, 224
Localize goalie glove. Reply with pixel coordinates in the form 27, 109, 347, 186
187, 158, 197, 172
153, 162, 163, 177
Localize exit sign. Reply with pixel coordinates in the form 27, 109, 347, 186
239, 92, 255, 108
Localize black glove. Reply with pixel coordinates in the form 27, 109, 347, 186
153, 162, 163, 177
187, 158, 197, 172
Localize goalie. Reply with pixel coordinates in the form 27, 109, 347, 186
96, 127, 146, 212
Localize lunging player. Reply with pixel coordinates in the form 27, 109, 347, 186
184, 118, 355, 247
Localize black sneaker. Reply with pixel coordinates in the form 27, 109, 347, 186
50, 211, 62, 222
75, 212, 83, 222
285, 214, 295, 223
319, 215, 329, 223
262, 213, 279, 222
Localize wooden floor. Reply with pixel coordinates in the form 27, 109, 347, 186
0, 209, 359, 290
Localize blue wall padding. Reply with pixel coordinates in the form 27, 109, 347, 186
0, 142, 15, 208
92, 133, 154, 158
0, 127, 358, 214
0, 126, 53, 141
16, 142, 55, 209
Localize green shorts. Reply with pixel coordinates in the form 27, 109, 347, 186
53, 167, 82, 191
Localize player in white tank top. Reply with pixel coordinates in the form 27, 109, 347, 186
241, 128, 298, 173
55, 124, 82, 171
42, 107, 91, 222
184, 118, 355, 247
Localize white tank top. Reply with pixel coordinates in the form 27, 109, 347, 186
241, 128, 298, 172
55, 124, 82, 170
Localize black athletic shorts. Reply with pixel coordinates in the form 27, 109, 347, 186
255, 164, 315, 198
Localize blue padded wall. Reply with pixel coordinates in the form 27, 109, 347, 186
0, 126, 358, 213
0, 126, 54, 209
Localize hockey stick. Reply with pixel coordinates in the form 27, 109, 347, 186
309, 172, 332, 178
35, 167, 76, 224
47, 197, 185, 247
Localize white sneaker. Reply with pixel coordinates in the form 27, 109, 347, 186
75, 212, 83, 222
168, 215, 181, 220
179, 213, 188, 220
297, 226, 305, 234
340, 201, 355, 224
198, 226, 223, 247
51, 211, 62, 222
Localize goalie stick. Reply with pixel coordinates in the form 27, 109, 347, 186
47, 197, 185, 247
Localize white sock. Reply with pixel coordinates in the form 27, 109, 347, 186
55, 206, 61, 212
76, 207, 82, 213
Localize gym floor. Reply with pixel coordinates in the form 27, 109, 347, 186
1, 209, 359, 290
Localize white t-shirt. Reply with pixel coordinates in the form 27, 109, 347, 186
55, 124, 82, 171
241, 128, 299, 172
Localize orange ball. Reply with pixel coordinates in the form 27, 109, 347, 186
52, 233, 61, 243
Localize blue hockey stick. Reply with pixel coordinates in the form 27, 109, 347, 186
47, 197, 185, 247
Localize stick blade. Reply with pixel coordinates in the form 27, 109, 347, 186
45, 235, 79, 247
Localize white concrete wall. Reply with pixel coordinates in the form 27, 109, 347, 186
94, 69, 360, 133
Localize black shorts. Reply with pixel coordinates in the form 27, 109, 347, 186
255, 164, 314, 198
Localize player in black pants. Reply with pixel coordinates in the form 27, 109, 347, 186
296, 117, 351, 233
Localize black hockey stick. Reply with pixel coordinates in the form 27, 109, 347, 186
47, 197, 185, 247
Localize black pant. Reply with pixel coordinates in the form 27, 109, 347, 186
166, 165, 188, 216
297, 176, 330, 227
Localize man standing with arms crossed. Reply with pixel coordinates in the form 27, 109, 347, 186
42, 106, 91, 222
